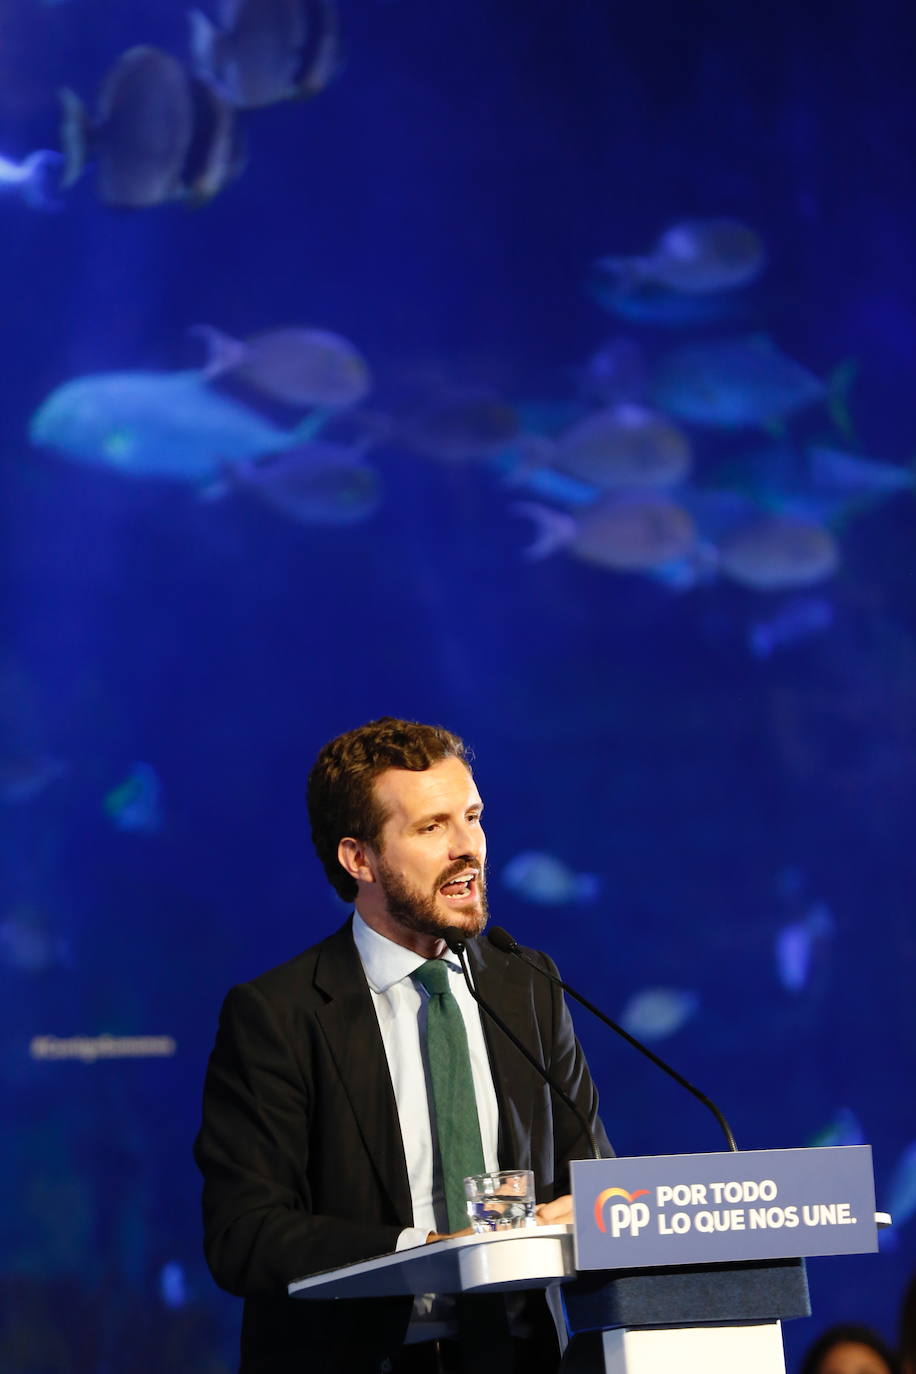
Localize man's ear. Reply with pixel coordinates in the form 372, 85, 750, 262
338, 836, 377, 885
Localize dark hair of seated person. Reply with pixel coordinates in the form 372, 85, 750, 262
798, 1322, 901, 1374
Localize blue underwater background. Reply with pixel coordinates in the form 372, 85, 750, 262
3, 1, 916, 1369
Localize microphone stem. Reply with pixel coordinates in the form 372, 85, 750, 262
453, 944, 602, 1161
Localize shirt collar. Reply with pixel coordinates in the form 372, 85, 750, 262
352, 909, 462, 993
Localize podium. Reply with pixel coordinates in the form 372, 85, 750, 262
288, 1147, 886, 1374
289, 1226, 808, 1373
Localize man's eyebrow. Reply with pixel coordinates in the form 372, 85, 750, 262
411, 802, 484, 827
411, 810, 450, 828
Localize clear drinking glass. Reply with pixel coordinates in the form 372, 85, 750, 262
463, 1168, 537, 1232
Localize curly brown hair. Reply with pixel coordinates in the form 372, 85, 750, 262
307, 717, 473, 901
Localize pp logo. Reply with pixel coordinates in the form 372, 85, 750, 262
594, 1187, 651, 1238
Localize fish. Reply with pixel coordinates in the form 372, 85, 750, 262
553, 403, 692, 491
500, 462, 600, 509
748, 596, 835, 658
501, 852, 600, 906
60, 46, 240, 207
806, 1108, 866, 1149
718, 515, 840, 591
223, 440, 381, 524
651, 337, 825, 429
0, 149, 64, 210
513, 493, 697, 573
619, 987, 698, 1042
807, 446, 916, 498
190, 0, 341, 109
775, 900, 835, 991
597, 218, 766, 296
104, 762, 162, 833
30, 369, 328, 482
193, 324, 371, 407
401, 390, 522, 463
590, 276, 750, 329
159, 1262, 188, 1309
691, 443, 871, 531
0, 754, 67, 803
182, 74, 246, 205
884, 1141, 916, 1231
0, 907, 70, 973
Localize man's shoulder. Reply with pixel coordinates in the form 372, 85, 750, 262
471, 932, 560, 995
237, 917, 357, 1007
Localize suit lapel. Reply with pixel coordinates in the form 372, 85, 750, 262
468, 940, 537, 1172
313, 921, 413, 1224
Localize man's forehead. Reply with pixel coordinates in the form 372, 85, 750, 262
374, 757, 480, 816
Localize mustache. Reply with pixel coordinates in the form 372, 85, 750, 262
436, 860, 484, 888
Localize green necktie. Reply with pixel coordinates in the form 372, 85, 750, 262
413, 958, 486, 1232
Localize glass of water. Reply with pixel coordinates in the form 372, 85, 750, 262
463, 1169, 537, 1232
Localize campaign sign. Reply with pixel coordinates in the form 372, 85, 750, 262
573, 1146, 878, 1271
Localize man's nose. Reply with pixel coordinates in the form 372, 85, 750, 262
450, 822, 484, 860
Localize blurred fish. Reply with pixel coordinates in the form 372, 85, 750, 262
619, 987, 699, 1042
0, 754, 67, 803
0, 907, 70, 973
105, 762, 162, 833
402, 390, 522, 463
806, 1108, 866, 1149
576, 337, 648, 407
31, 369, 327, 482
553, 404, 692, 492
191, 0, 341, 109
222, 440, 381, 524
502, 852, 600, 905
183, 75, 245, 205
807, 446, 916, 498
514, 494, 697, 573
884, 1141, 916, 1230
775, 900, 835, 991
718, 515, 840, 591
501, 462, 599, 509
651, 338, 825, 429
590, 276, 749, 329
693, 444, 868, 531
159, 1261, 188, 1309
748, 596, 835, 658
194, 324, 371, 407
0, 149, 64, 210
598, 219, 766, 296
60, 46, 240, 207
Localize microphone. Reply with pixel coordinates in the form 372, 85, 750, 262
442, 927, 602, 1161
487, 926, 738, 1152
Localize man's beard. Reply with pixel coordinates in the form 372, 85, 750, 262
376, 856, 489, 941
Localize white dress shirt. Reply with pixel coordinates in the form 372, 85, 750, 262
351, 909, 500, 1247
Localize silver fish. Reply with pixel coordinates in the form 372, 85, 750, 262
60, 46, 239, 207
194, 324, 371, 407
31, 369, 327, 482
191, 0, 341, 109
599, 218, 766, 296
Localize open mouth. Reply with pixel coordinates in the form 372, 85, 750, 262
438, 872, 479, 904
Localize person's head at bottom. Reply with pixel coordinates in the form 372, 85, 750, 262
798, 1323, 901, 1374
308, 716, 488, 957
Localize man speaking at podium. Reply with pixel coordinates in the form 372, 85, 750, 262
195, 717, 612, 1373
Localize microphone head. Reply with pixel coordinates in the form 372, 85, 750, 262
442, 927, 468, 954
487, 926, 519, 954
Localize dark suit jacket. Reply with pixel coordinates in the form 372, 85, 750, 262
194, 919, 612, 1373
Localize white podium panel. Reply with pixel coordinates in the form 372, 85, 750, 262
288, 1225, 575, 1300
602, 1321, 785, 1374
